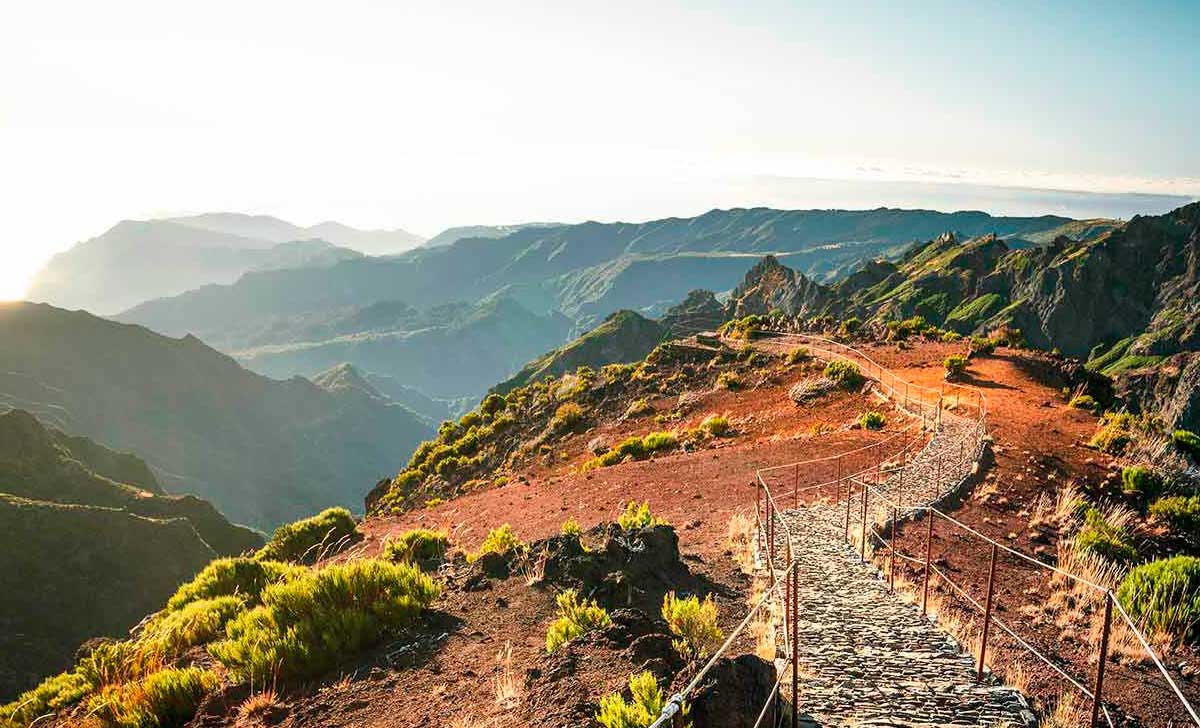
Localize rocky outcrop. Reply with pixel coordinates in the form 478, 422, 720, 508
1113, 352, 1200, 431
725, 255, 831, 319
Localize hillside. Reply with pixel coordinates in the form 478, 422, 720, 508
0, 302, 433, 527
423, 221, 562, 248
26, 214, 420, 314
0, 409, 264, 699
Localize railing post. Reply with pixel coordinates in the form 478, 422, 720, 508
977, 543, 998, 681
922, 509, 934, 616
756, 481, 763, 558
844, 477, 852, 543
1091, 593, 1113, 728
889, 506, 898, 591
791, 560, 799, 728
859, 480, 868, 562
767, 496, 775, 583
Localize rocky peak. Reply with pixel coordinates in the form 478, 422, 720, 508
724, 255, 829, 318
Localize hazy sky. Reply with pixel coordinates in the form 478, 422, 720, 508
2, 0, 1198, 300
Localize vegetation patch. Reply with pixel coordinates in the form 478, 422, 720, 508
943, 354, 968, 379
1149, 495, 1200, 539
661, 592, 722, 661
583, 432, 678, 470
1074, 506, 1137, 563
618, 501, 665, 531
139, 596, 246, 663
785, 346, 812, 364
167, 557, 303, 612
859, 411, 886, 430
1119, 466, 1161, 500
595, 671, 665, 728
545, 589, 612, 653
550, 402, 585, 432
1068, 394, 1097, 411
255, 507, 361, 564
382, 528, 449, 566
715, 371, 742, 390
1174, 429, 1200, 459
823, 360, 864, 390
624, 398, 653, 419
468, 524, 524, 563
1117, 556, 1200, 645
86, 667, 217, 728
699, 414, 732, 437
718, 314, 766, 340
1089, 412, 1136, 454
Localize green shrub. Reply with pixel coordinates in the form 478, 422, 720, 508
969, 336, 996, 355
595, 671, 665, 728
941, 331, 963, 342
699, 414, 732, 437
943, 355, 968, 378
209, 559, 440, 682
838, 317, 861, 335
718, 315, 766, 340
715, 371, 742, 390
642, 431, 677, 453
1074, 507, 1137, 563
382, 528, 449, 565
661, 592, 722, 661
1069, 394, 1098, 411
618, 501, 664, 531
480, 393, 507, 415
859, 411, 886, 430
1117, 556, 1200, 645
167, 558, 303, 612
1150, 495, 1200, 537
786, 347, 811, 365
551, 402, 584, 432
1089, 412, 1135, 454
546, 589, 612, 652
823, 360, 864, 390
602, 363, 638, 383
0, 671, 92, 726
1120, 466, 1162, 499
561, 516, 583, 539
1174, 429, 1200, 459
140, 596, 246, 663
624, 398, 653, 418
87, 667, 217, 728
256, 507, 361, 564
467, 524, 523, 563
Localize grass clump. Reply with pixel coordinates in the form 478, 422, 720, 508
786, 347, 812, 365
595, 671, 665, 728
382, 528, 449, 565
1120, 466, 1162, 500
86, 667, 217, 728
467, 524, 523, 563
1117, 556, 1200, 645
859, 411, 886, 430
561, 516, 583, 539
1074, 507, 1137, 563
545, 589, 612, 652
551, 402, 584, 432
140, 596, 246, 663
0, 671, 92, 726
715, 371, 742, 390
1174, 429, 1200, 459
167, 557, 303, 611
943, 354, 968, 379
583, 432, 678, 470
823, 360, 864, 390
969, 336, 996, 355
1089, 412, 1135, 455
1150, 495, 1200, 538
1068, 394, 1098, 411
256, 507, 361, 564
624, 398, 653, 418
718, 314, 766, 340
208, 559, 440, 682
699, 414, 732, 437
618, 501, 664, 531
661, 592, 722, 661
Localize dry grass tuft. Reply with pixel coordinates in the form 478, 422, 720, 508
727, 509, 757, 573
1042, 691, 1088, 728
493, 641, 522, 709
517, 548, 548, 587
235, 689, 280, 726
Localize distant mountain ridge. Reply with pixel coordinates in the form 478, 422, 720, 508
0, 302, 433, 527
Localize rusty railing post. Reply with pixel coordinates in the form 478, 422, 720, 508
1091, 593, 1113, 728
791, 560, 799, 728
977, 543, 998, 681
844, 476, 852, 543
922, 509, 934, 615
859, 480, 868, 562
889, 506, 898, 591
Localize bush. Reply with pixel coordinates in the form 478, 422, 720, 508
0, 671, 92, 726
624, 398, 653, 418
969, 336, 996, 355
1150, 495, 1200, 537
1120, 466, 1162, 499
209, 559, 440, 682
545, 589, 612, 652
1090, 412, 1136, 454
718, 315, 765, 340
1174, 429, 1200, 459
595, 671, 665, 728
167, 558, 303, 612
561, 516, 583, 539
642, 431, 678, 453
823, 360, 864, 390
699, 414, 732, 437
943, 355, 968, 379
859, 411, 886, 430
1069, 394, 1098, 411
715, 371, 742, 390
468, 524, 523, 563
786, 347, 811, 365
382, 528, 449, 565
1117, 556, 1200, 645
256, 507, 361, 564
551, 402, 584, 432
480, 393, 507, 415
87, 667, 217, 728
661, 592, 722, 661
618, 501, 664, 531
1074, 507, 1137, 563
838, 317, 861, 335
140, 596, 246, 663
602, 363, 638, 383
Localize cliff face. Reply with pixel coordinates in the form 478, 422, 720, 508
724, 255, 831, 319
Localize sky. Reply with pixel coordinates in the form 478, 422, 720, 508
2, 0, 1198, 301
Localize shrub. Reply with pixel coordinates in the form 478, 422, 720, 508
468, 524, 523, 563
382, 528, 449, 565
941, 330, 962, 342
943, 355, 968, 379
661, 592, 723, 661
1090, 413, 1135, 454
1120, 466, 1162, 499
1074, 507, 1137, 563
602, 363, 638, 383
87, 667, 217, 728
256, 507, 361, 564
0, 671, 92, 726
718, 315, 765, 340
624, 398, 653, 418
1117, 556, 1200, 645
1150, 495, 1200, 537
209, 559, 440, 682
1069, 394, 1098, 411
699, 414, 732, 437
642, 431, 678, 453
551, 402, 584, 432
560, 516, 583, 539
618, 501, 664, 531
838, 317, 861, 335
859, 411, 886, 430
595, 671, 665, 728
1174, 429, 1200, 459
969, 336, 996, 355
167, 558, 303, 612
140, 596, 246, 663
786, 347, 811, 365
480, 393, 507, 415
545, 589, 612, 652
715, 371, 742, 390
823, 360, 864, 390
